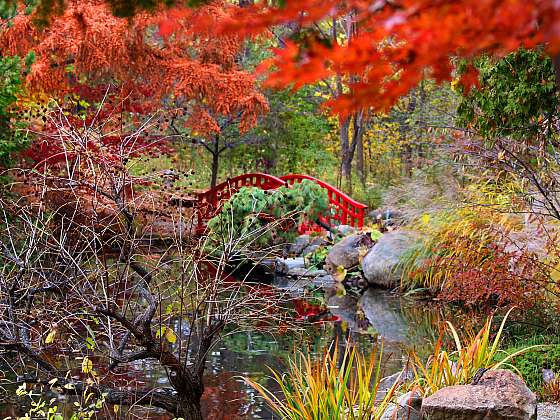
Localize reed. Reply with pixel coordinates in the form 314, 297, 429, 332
244, 342, 398, 420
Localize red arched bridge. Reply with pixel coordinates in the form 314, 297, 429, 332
195, 173, 368, 233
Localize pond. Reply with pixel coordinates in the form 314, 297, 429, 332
199, 286, 442, 419
0, 276, 466, 419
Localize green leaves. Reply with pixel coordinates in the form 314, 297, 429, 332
207, 180, 329, 249
456, 48, 558, 140
0, 54, 29, 166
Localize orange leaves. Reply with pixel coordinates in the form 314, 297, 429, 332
222, 0, 560, 114
1, 0, 267, 139
259, 41, 331, 89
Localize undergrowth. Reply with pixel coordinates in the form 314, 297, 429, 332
245, 343, 397, 420
398, 178, 548, 309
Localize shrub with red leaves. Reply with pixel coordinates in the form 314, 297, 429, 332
435, 243, 545, 309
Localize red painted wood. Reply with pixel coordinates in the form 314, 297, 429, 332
196, 172, 368, 233
280, 174, 368, 228
196, 173, 287, 233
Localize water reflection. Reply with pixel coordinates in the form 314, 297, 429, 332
197, 285, 446, 419
0, 281, 451, 419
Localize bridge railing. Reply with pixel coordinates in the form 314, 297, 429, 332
196, 173, 287, 232
196, 172, 368, 233
280, 174, 368, 228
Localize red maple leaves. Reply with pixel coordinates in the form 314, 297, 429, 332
220, 0, 560, 114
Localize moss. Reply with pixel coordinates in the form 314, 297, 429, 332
500, 336, 560, 395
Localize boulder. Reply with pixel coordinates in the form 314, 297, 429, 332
286, 267, 327, 278
381, 390, 422, 420
361, 231, 417, 288
272, 276, 314, 294
325, 234, 373, 273
275, 257, 305, 274
537, 403, 560, 420
377, 368, 415, 402
288, 234, 311, 255
421, 369, 537, 420
313, 274, 335, 288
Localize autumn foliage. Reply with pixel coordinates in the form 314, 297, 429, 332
219, 0, 560, 114
0, 0, 267, 139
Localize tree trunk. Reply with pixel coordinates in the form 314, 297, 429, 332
340, 116, 353, 194
210, 135, 220, 189
355, 117, 366, 188
176, 396, 204, 420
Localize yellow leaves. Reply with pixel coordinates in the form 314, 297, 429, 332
497, 150, 506, 161
244, 341, 395, 419
45, 329, 57, 344
450, 78, 459, 91
81, 356, 93, 374
16, 383, 28, 396
165, 328, 177, 344
333, 265, 347, 282
156, 326, 177, 344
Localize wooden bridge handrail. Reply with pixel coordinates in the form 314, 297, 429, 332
196, 173, 287, 232
280, 174, 368, 228
280, 174, 368, 210
197, 173, 287, 205
196, 172, 368, 232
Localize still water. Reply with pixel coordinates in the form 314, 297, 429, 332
0, 284, 453, 419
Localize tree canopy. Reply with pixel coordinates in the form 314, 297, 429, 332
0, 0, 267, 137
457, 49, 558, 140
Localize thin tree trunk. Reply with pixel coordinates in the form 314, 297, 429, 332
340, 116, 353, 194
210, 135, 220, 189
355, 117, 366, 188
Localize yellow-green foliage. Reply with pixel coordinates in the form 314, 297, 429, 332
399, 177, 524, 291
245, 343, 398, 420
411, 308, 544, 396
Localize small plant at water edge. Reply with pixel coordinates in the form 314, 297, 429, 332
244, 342, 398, 420
411, 308, 545, 396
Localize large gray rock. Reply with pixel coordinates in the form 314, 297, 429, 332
537, 403, 560, 420
421, 369, 537, 420
275, 257, 305, 274
286, 267, 327, 277
325, 234, 373, 273
272, 276, 314, 294
381, 390, 422, 420
288, 234, 311, 255
361, 231, 417, 288
377, 368, 415, 402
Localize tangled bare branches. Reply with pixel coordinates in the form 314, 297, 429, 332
0, 107, 295, 419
